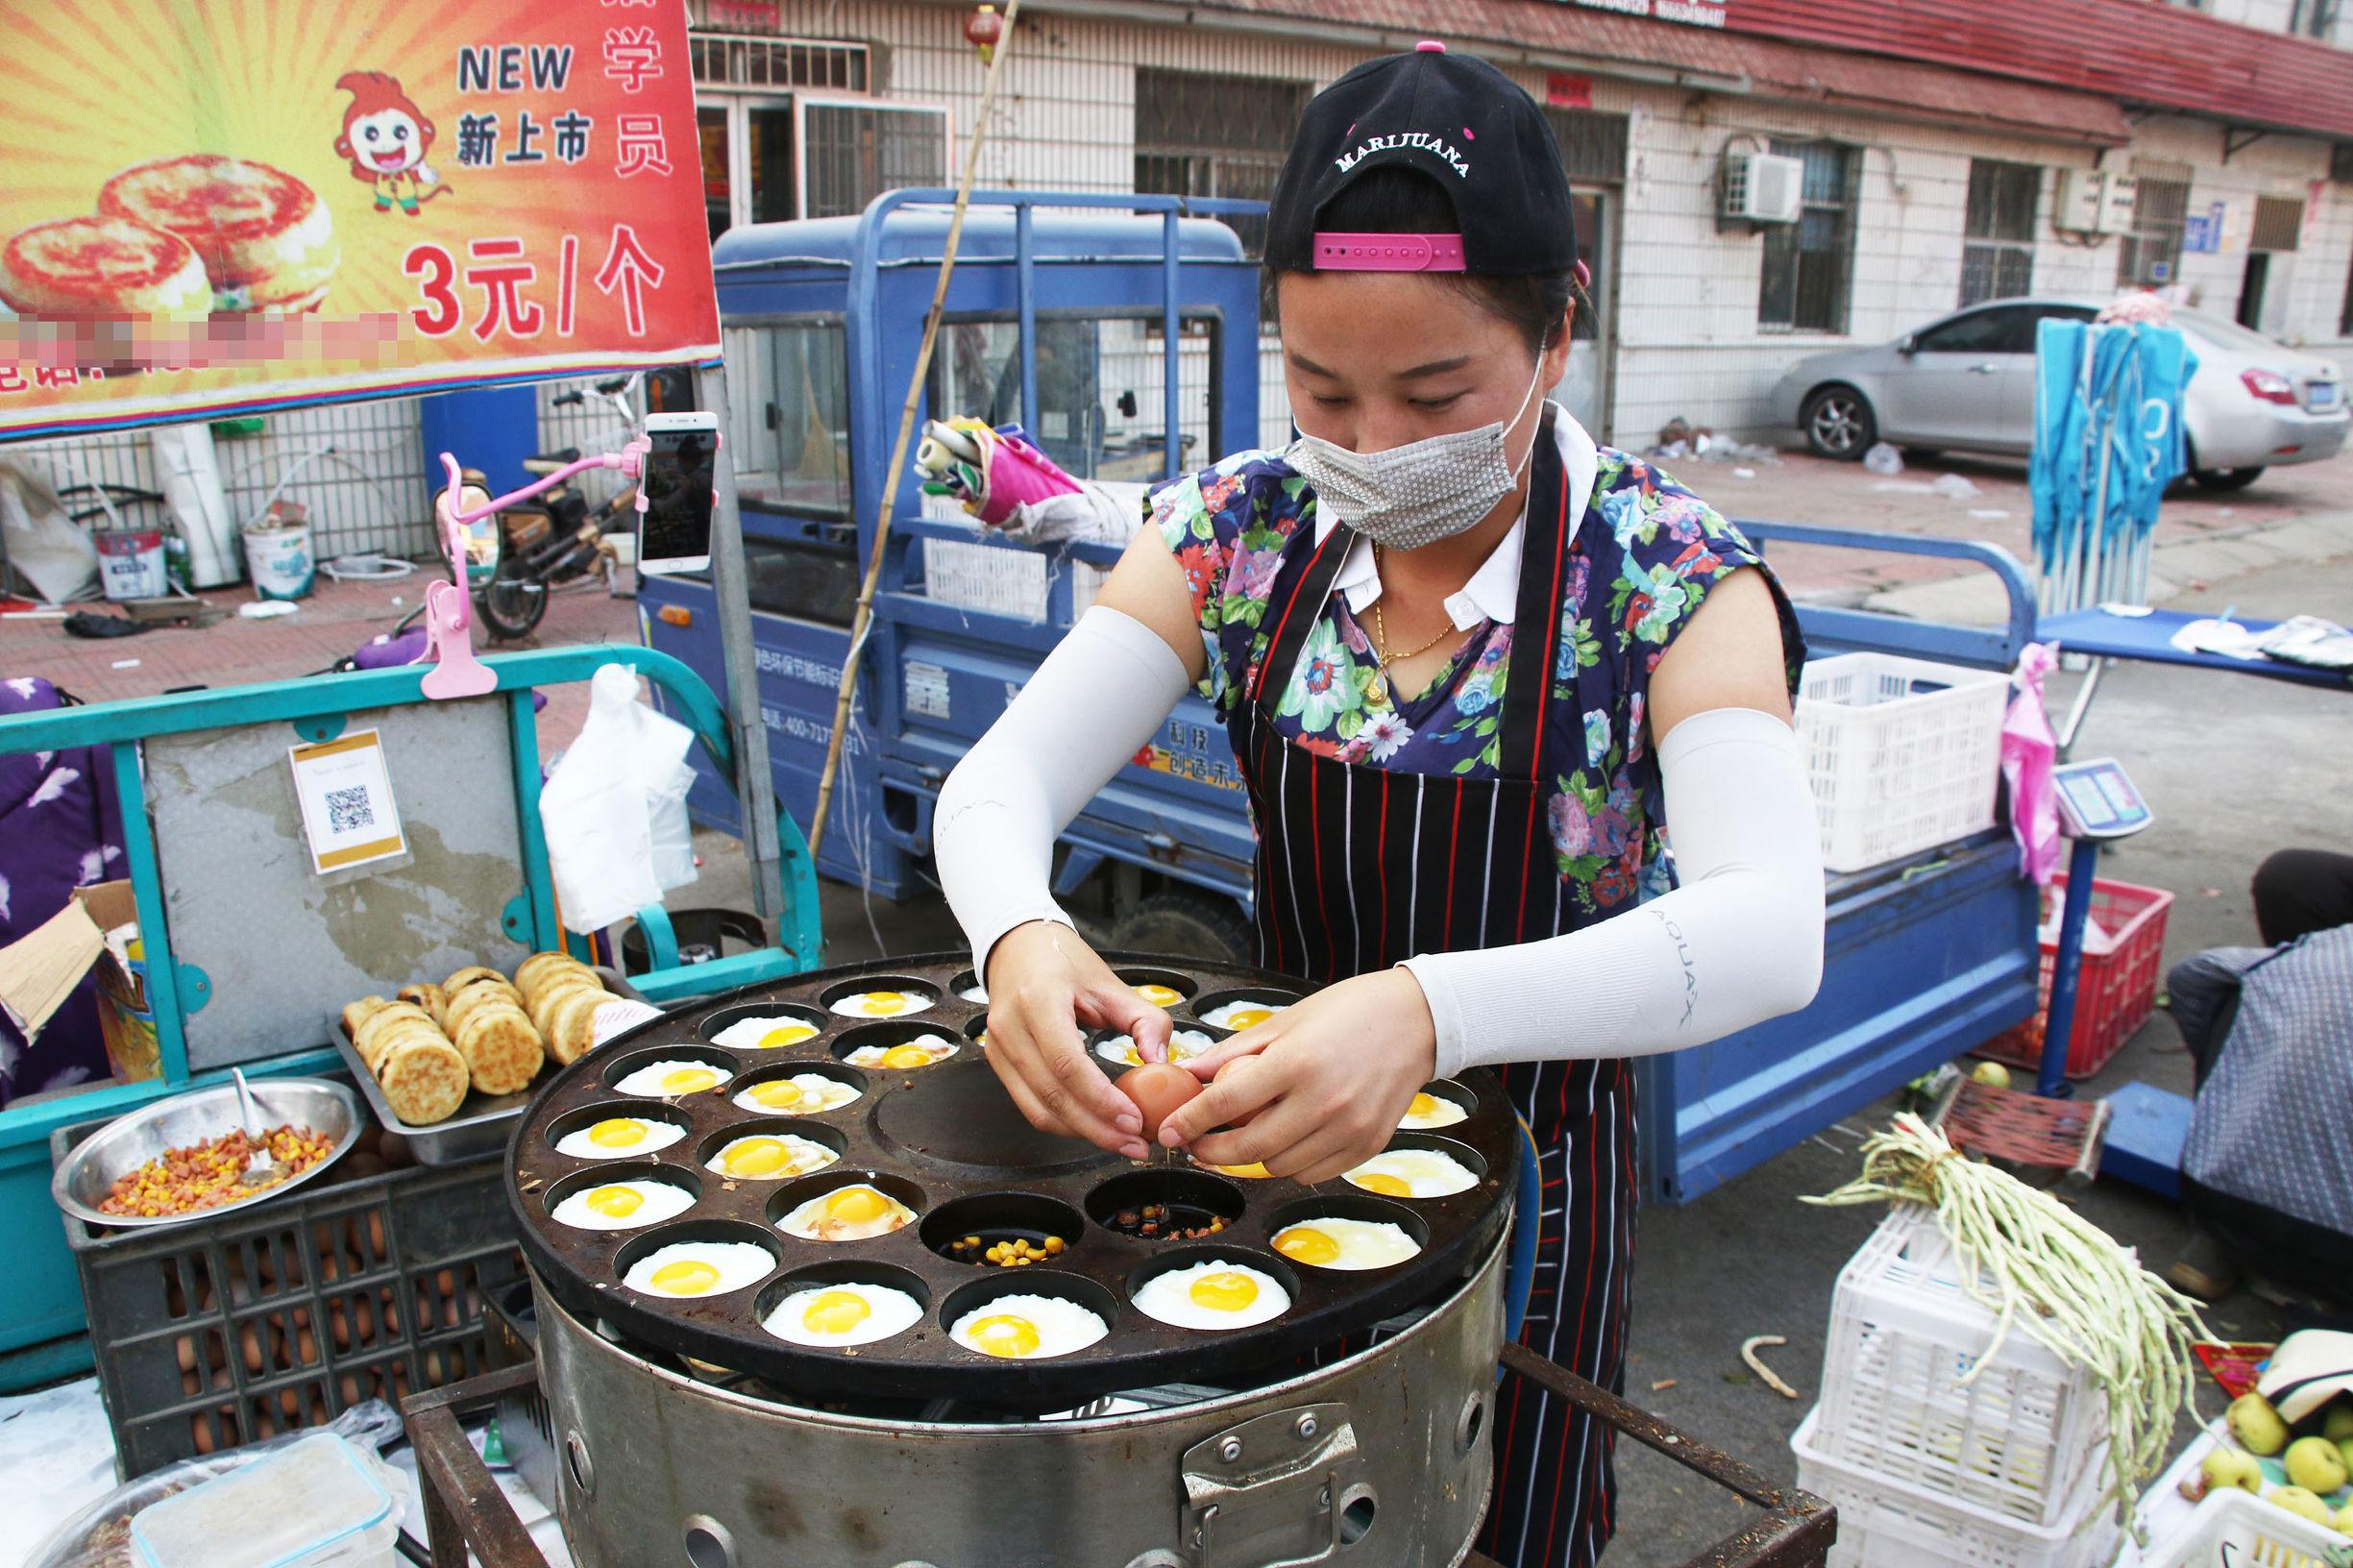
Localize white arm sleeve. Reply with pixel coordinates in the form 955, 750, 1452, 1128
935, 605, 1193, 980
1400, 705, 1825, 1078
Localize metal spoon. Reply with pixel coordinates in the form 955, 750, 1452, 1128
232, 1067, 277, 1187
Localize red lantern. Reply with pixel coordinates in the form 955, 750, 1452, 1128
965, 3, 1002, 63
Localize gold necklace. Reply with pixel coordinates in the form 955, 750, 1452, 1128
1366, 544, 1458, 705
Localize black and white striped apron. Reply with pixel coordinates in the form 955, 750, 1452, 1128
1230, 415, 1638, 1568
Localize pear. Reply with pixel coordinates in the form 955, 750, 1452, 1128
2200, 1445, 2265, 1495
2285, 1435, 2351, 1494
2336, 1499, 2353, 1537
2266, 1485, 2337, 1529
1970, 1061, 2012, 1090
2230, 1392, 2292, 1456
2328, 1402, 2353, 1443
2341, 1436, 2353, 1477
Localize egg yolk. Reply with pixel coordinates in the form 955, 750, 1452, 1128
1189, 1270, 1261, 1311
802, 1290, 871, 1335
587, 1117, 647, 1147
659, 1066, 721, 1093
1355, 1172, 1412, 1197
1134, 984, 1183, 1007
856, 992, 909, 1015
758, 1023, 818, 1048
584, 1185, 644, 1217
1274, 1227, 1341, 1266
880, 1043, 938, 1069
650, 1260, 723, 1295
747, 1080, 803, 1110
1213, 1162, 1271, 1179
824, 1187, 892, 1223
1116, 1044, 1145, 1066
966, 1314, 1042, 1358
722, 1138, 796, 1177
1222, 1007, 1274, 1029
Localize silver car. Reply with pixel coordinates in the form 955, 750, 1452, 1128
1767, 296, 2349, 489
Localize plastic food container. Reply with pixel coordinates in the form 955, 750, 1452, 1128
131, 1433, 401, 1568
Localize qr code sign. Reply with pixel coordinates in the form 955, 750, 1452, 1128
325, 785, 375, 834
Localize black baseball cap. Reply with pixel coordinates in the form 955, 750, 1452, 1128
1265, 41, 1579, 279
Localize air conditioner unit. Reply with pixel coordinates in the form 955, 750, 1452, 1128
1723, 150, 1804, 224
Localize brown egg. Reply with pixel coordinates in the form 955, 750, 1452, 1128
1116, 1062, 1202, 1142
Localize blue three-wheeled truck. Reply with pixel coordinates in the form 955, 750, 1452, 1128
640, 191, 2045, 1206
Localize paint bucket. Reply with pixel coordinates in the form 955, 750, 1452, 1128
95, 528, 168, 601
244, 520, 315, 600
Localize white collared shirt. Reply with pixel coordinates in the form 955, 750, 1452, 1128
1309, 402, 1602, 630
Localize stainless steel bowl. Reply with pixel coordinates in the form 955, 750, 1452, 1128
50, 1077, 363, 1230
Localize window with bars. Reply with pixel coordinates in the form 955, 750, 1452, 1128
1543, 110, 1630, 185
2118, 175, 2191, 286
690, 34, 869, 91
1959, 159, 2038, 307
801, 101, 947, 219
2250, 196, 2305, 253
1134, 69, 1310, 257
2290, 0, 2341, 37
1758, 140, 1859, 332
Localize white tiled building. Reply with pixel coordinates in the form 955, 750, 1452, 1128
18, 0, 2353, 559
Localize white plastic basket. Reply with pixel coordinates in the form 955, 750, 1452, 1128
1796, 651, 2010, 872
1816, 1211, 2108, 1529
2138, 1487, 2352, 1568
1794, 1407, 2120, 1568
923, 536, 1051, 622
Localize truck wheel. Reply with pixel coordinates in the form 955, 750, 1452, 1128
1110, 892, 1254, 965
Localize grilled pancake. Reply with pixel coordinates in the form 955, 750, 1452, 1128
0, 215, 209, 316
98, 155, 339, 312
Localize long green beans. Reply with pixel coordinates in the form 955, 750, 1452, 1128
1804, 1114, 2215, 1534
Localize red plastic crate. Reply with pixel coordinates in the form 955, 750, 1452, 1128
1978, 873, 2174, 1081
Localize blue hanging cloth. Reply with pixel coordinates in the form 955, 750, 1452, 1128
2030, 317, 2195, 609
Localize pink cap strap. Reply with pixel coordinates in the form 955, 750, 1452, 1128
1311, 232, 1467, 272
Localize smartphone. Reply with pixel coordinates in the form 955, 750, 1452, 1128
639, 411, 720, 576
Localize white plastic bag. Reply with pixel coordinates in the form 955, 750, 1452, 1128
540, 664, 699, 933
1862, 441, 1904, 476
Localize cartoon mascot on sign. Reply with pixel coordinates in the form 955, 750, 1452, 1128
333, 71, 453, 216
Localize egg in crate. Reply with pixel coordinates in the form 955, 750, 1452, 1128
1272, 1216, 1421, 1270
1131, 982, 1187, 1008
1344, 1147, 1478, 1198
553, 1115, 686, 1159
777, 1184, 917, 1242
829, 989, 934, 1018
612, 1058, 730, 1097
1131, 1259, 1290, 1330
623, 1240, 774, 1298
1197, 998, 1289, 1030
710, 1015, 821, 1051
763, 1281, 926, 1347
1398, 1090, 1467, 1130
733, 1073, 861, 1115
1093, 1028, 1214, 1068
948, 1293, 1110, 1360
551, 1179, 696, 1231
842, 1033, 959, 1070
705, 1133, 839, 1181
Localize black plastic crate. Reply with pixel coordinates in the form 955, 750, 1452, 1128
53, 1117, 522, 1478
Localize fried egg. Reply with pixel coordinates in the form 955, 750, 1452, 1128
710, 1015, 822, 1051
1272, 1217, 1422, 1271
1093, 1028, 1214, 1068
612, 1058, 729, 1097
948, 1293, 1109, 1360
1132, 982, 1186, 1008
842, 1034, 959, 1070
777, 1184, 917, 1242
1399, 1090, 1468, 1130
623, 1240, 773, 1297
763, 1281, 925, 1347
1197, 999, 1290, 1030
732, 1073, 862, 1115
1344, 1148, 1478, 1198
550, 1179, 695, 1231
829, 989, 933, 1018
705, 1133, 839, 1181
1132, 1259, 1290, 1330
959, 985, 988, 1003
553, 1116, 686, 1159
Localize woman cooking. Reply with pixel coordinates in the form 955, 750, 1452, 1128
936, 43, 1826, 1567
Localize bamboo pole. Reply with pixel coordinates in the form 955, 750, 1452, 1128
807, 0, 1021, 861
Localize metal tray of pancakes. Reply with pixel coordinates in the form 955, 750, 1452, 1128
506, 952, 1515, 1408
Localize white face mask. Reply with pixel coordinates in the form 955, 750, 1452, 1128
1287, 356, 1547, 551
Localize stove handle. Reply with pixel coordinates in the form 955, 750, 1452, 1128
1180, 1402, 1366, 1567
